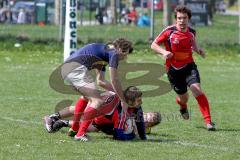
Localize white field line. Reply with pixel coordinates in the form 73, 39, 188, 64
173, 141, 239, 153
1, 117, 42, 125
2, 117, 240, 153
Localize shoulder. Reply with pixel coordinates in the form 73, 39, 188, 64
164, 25, 177, 32
159, 25, 177, 36
188, 26, 196, 35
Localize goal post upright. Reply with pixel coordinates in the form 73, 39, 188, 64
63, 0, 78, 61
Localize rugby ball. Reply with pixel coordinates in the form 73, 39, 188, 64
124, 118, 134, 134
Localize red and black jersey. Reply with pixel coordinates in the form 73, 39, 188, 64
154, 25, 196, 70
93, 103, 146, 140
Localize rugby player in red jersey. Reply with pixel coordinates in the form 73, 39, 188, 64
44, 86, 161, 141
151, 5, 215, 131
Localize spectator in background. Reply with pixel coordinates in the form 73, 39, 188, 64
95, 8, 104, 25
127, 7, 138, 25
137, 12, 150, 27
120, 6, 130, 24
0, 8, 8, 23
17, 8, 26, 24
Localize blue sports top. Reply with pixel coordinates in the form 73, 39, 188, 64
65, 43, 119, 72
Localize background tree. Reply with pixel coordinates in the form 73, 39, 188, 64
110, 0, 117, 24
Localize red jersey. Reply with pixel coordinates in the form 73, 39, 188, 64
93, 104, 127, 130
155, 25, 196, 70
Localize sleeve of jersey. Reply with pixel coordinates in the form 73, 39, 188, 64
154, 29, 169, 45
135, 107, 147, 140
108, 52, 119, 69
112, 109, 135, 141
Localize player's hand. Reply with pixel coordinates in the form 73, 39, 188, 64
198, 49, 206, 58
163, 51, 173, 60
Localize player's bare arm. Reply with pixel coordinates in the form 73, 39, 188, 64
109, 67, 128, 113
151, 41, 173, 60
192, 37, 205, 58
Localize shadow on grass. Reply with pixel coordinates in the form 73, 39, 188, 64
216, 128, 240, 132
196, 126, 240, 132
57, 128, 179, 143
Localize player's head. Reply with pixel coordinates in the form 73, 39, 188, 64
124, 86, 142, 108
174, 5, 192, 19
113, 38, 133, 60
174, 5, 191, 31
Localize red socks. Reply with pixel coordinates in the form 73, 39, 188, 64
195, 94, 211, 124
76, 95, 120, 136
71, 98, 88, 131
176, 97, 187, 109
81, 95, 120, 121
76, 107, 97, 137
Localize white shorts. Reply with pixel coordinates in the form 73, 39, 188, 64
61, 62, 94, 88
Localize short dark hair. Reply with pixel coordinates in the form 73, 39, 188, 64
124, 86, 142, 102
174, 5, 192, 19
113, 38, 133, 54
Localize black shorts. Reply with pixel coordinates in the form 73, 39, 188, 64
167, 62, 200, 95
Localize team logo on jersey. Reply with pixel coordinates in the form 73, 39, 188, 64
173, 38, 179, 44
103, 95, 115, 105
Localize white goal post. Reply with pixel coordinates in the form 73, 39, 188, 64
63, 0, 77, 61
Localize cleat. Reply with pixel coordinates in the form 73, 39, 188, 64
52, 120, 69, 132
74, 134, 89, 142
43, 115, 54, 133
180, 108, 189, 120
207, 122, 216, 131
49, 113, 60, 122
68, 128, 77, 137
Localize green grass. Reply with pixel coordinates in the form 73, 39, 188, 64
0, 14, 238, 46
0, 42, 240, 160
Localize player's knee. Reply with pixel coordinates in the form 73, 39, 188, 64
190, 85, 203, 97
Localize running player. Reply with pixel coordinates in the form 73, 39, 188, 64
151, 5, 216, 131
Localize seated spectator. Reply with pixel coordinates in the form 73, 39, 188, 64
137, 13, 150, 27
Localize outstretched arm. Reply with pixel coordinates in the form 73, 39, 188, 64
109, 67, 128, 113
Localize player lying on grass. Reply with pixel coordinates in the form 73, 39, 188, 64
44, 86, 161, 141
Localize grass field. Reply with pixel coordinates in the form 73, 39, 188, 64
0, 14, 238, 46
0, 39, 240, 160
